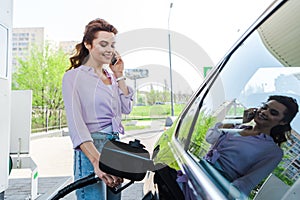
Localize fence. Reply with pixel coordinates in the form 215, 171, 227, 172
31, 107, 67, 133
31, 104, 184, 133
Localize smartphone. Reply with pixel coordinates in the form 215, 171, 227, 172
242, 108, 257, 123
111, 54, 118, 65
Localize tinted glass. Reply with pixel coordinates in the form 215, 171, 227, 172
178, 0, 300, 198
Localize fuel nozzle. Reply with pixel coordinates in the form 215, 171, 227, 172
129, 139, 145, 149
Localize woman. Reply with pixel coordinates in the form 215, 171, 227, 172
62, 18, 134, 200
205, 95, 298, 196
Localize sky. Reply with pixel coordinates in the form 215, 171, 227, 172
12, 0, 274, 90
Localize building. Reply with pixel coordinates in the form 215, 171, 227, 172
281, 130, 300, 182
59, 40, 79, 55
12, 27, 44, 71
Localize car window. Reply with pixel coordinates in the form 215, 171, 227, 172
176, 92, 203, 147
175, 0, 300, 198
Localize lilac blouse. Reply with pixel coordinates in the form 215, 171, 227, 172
62, 65, 134, 149
205, 128, 283, 195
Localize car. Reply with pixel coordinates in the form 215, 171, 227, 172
164, 116, 177, 130
144, 0, 300, 199
154, 101, 165, 105
135, 103, 146, 106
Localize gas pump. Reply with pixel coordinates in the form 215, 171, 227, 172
0, 0, 12, 199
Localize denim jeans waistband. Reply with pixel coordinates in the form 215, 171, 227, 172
91, 131, 119, 141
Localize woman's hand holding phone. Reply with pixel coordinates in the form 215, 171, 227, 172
111, 53, 118, 65
242, 108, 257, 123
109, 51, 124, 77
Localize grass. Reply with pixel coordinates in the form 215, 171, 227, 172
125, 104, 185, 119
124, 125, 150, 131
122, 104, 185, 131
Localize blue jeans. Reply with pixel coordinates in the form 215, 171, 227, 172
74, 131, 121, 200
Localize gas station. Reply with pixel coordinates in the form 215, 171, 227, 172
0, 1, 38, 199
0, 0, 13, 198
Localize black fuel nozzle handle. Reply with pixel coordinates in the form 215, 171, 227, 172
108, 180, 135, 194
129, 139, 145, 149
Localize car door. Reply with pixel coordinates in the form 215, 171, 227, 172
152, 0, 300, 199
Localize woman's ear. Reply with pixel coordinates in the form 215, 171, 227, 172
279, 120, 288, 126
84, 42, 91, 50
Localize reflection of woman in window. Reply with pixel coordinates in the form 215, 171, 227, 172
205, 95, 299, 196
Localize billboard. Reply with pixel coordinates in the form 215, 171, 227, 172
125, 69, 149, 80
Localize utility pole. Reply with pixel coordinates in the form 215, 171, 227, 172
168, 2, 174, 116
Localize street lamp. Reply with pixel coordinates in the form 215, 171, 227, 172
168, 2, 174, 116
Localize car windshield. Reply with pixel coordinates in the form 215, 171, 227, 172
175, 0, 300, 198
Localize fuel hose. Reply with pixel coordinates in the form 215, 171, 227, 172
50, 172, 100, 200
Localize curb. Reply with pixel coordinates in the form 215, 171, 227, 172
30, 128, 69, 140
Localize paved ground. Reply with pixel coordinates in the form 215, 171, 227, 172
5, 119, 164, 200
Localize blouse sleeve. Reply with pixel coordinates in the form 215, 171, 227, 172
119, 85, 134, 114
231, 149, 283, 195
205, 122, 223, 144
62, 71, 93, 149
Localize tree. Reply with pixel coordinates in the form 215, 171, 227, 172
12, 42, 69, 130
147, 84, 157, 105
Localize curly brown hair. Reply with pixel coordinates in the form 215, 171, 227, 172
67, 18, 118, 71
268, 95, 299, 146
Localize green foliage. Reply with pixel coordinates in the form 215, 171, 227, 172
143, 87, 172, 105
151, 111, 214, 169
12, 42, 68, 108
249, 178, 266, 199
11, 41, 188, 132
153, 120, 180, 169
153, 113, 215, 169
12, 42, 69, 130
248, 156, 294, 199
129, 105, 151, 117
147, 88, 157, 105
189, 113, 216, 158
128, 104, 185, 119
149, 105, 169, 116
273, 164, 295, 186
124, 125, 150, 131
